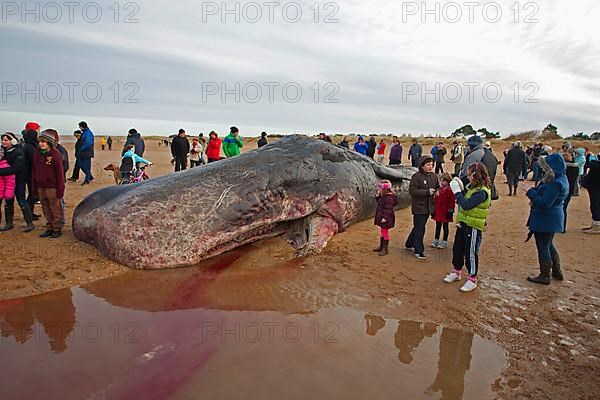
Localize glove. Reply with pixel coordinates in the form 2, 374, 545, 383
450, 177, 463, 194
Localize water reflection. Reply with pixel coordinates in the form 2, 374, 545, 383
0, 289, 75, 353
0, 259, 505, 399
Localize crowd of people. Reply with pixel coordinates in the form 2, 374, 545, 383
1, 122, 598, 290
369, 134, 600, 292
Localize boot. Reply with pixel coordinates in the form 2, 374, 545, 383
20, 205, 35, 232
527, 261, 552, 285
378, 240, 389, 256
508, 185, 513, 196
373, 237, 384, 252
551, 254, 564, 280
0, 201, 13, 231
583, 221, 600, 235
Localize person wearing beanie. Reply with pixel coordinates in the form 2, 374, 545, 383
257, 132, 268, 148
78, 121, 95, 185
124, 128, 145, 157
0, 131, 35, 231
222, 126, 243, 158
405, 155, 439, 260
0, 133, 17, 231
32, 129, 65, 238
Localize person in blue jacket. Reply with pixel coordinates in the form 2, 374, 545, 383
353, 136, 368, 156
78, 121, 95, 185
521, 153, 569, 284
119, 144, 152, 180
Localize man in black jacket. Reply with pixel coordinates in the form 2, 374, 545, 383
503, 141, 527, 196
0, 132, 35, 232
171, 129, 190, 172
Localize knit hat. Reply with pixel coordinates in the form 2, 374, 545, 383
25, 122, 40, 131
128, 128, 138, 135
39, 129, 57, 146
230, 126, 239, 134
2, 132, 19, 146
467, 135, 483, 147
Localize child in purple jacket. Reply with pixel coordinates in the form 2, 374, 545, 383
373, 180, 398, 256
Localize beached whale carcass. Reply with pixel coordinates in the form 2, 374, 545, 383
73, 135, 415, 269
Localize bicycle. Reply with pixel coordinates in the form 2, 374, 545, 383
119, 163, 151, 185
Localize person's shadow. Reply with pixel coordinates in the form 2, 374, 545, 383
394, 320, 437, 364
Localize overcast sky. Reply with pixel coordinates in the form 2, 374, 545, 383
1, 0, 599, 137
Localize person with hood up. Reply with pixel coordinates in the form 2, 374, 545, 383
353, 136, 368, 156
206, 131, 222, 163
124, 128, 146, 157
366, 136, 377, 160
405, 155, 440, 260
222, 126, 243, 157
521, 153, 569, 284
408, 139, 423, 168
78, 121, 94, 186
460, 135, 485, 179
581, 157, 600, 234
503, 141, 528, 196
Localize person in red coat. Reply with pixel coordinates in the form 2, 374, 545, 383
32, 129, 65, 238
373, 180, 398, 256
206, 131, 222, 163
432, 173, 456, 249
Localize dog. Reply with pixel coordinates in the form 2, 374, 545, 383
104, 163, 121, 185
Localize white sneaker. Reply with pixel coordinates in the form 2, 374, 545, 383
443, 271, 461, 283
431, 239, 439, 248
414, 253, 427, 260
460, 280, 477, 292
436, 240, 448, 249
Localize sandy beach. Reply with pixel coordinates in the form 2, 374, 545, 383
1, 135, 599, 399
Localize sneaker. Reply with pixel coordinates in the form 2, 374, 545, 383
459, 279, 477, 292
443, 271, 461, 283
436, 240, 448, 249
404, 246, 415, 252
414, 253, 427, 260
431, 239, 439, 248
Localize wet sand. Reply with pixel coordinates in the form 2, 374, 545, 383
1, 136, 599, 399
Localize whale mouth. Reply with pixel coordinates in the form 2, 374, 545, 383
201, 222, 288, 260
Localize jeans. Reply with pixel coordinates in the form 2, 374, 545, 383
405, 214, 429, 254
533, 232, 559, 264
79, 157, 93, 182
410, 158, 419, 168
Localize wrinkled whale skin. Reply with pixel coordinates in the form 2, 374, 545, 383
73, 136, 415, 269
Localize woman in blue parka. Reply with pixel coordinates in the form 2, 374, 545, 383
521, 153, 569, 284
